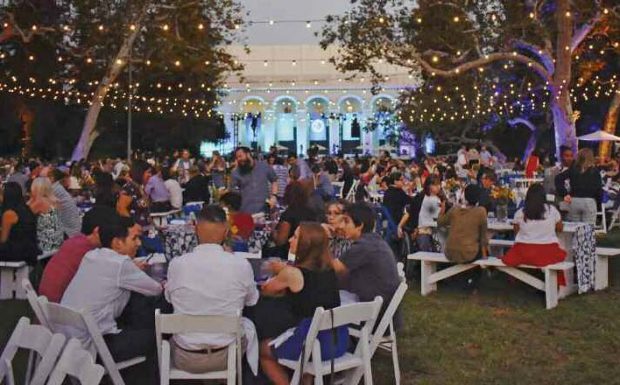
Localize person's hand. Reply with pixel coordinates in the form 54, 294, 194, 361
397, 226, 404, 239
321, 223, 334, 236
563, 195, 572, 204
268, 260, 287, 274
268, 195, 277, 208
133, 259, 147, 270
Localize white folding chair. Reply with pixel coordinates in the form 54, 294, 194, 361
345, 180, 359, 202
596, 203, 608, 234
349, 273, 408, 385
46, 338, 105, 385
37, 297, 146, 385
154, 309, 243, 385
609, 205, 620, 231
21, 279, 52, 385
278, 297, 383, 385
0, 317, 66, 385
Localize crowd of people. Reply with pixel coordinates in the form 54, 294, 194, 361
1, 142, 619, 384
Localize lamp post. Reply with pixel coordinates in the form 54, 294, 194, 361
126, 43, 134, 161
231, 113, 243, 148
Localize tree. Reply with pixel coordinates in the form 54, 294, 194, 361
0, 0, 245, 160
320, 0, 620, 158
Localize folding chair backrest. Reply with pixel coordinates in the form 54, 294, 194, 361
0, 317, 66, 385
22, 279, 50, 328
38, 297, 126, 385
46, 339, 105, 385
154, 310, 242, 384
297, 297, 383, 379
370, 278, 408, 353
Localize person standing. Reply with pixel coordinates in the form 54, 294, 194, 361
172, 149, 194, 184
144, 165, 171, 213
207, 151, 227, 189
555, 148, 602, 225
230, 147, 278, 214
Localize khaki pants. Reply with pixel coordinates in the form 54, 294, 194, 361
171, 339, 229, 374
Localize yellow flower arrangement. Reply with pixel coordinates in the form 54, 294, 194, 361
491, 185, 515, 204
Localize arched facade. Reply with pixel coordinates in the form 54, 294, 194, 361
217, 87, 409, 155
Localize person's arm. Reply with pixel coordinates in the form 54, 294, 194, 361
1, 210, 18, 243
243, 261, 260, 306
116, 191, 133, 217
555, 168, 569, 198
272, 221, 291, 246
261, 266, 303, 296
331, 258, 349, 278
397, 211, 410, 238
118, 259, 163, 296
479, 210, 489, 258
437, 208, 451, 227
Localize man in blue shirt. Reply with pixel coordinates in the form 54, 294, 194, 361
230, 147, 278, 214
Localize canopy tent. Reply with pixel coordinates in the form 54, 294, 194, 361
273, 144, 289, 151
311, 144, 327, 151
577, 130, 620, 141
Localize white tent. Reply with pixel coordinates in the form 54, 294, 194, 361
577, 130, 620, 141
312, 144, 327, 151
274, 144, 288, 151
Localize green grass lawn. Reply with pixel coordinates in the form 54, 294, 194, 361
1, 232, 619, 384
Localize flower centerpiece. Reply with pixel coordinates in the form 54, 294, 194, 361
491, 185, 515, 221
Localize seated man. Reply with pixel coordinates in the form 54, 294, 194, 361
39, 206, 120, 303
333, 203, 401, 327
61, 218, 162, 383
165, 205, 259, 373
182, 165, 211, 204
478, 170, 498, 214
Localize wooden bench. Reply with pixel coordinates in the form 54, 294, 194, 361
594, 247, 620, 291
408, 252, 574, 309
0, 261, 29, 299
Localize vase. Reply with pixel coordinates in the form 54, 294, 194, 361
496, 204, 508, 221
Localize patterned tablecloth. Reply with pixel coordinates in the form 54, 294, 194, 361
160, 224, 270, 259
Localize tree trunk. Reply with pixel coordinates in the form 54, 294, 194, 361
552, 0, 577, 159
507, 117, 538, 161
17, 100, 34, 158
70, 14, 145, 161
598, 81, 620, 159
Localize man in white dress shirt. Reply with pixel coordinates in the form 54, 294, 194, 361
62, 218, 163, 383
165, 205, 259, 373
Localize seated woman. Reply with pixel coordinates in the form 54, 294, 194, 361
219, 191, 254, 240
322, 200, 351, 259
270, 181, 317, 259
502, 183, 566, 267
116, 161, 150, 226
28, 177, 64, 255
437, 184, 488, 263
258, 222, 346, 385
0, 182, 39, 266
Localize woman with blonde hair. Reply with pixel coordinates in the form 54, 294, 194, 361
257, 222, 346, 385
556, 148, 602, 225
28, 177, 63, 254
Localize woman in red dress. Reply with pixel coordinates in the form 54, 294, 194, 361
502, 183, 566, 282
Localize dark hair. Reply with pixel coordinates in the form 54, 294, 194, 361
284, 180, 310, 207
343, 202, 375, 233
1, 182, 26, 211
423, 175, 440, 196
523, 183, 546, 221
464, 184, 481, 206
99, 221, 129, 248
81, 206, 120, 235
559, 145, 572, 155
130, 160, 151, 185
50, 168, 67, 183
289, 165, 300, 181
235, 146, 251, 156
220, 192, 242, 211
287, 152, 298, 160
197, 204, 227, 223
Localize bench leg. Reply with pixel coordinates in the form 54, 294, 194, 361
544, 269, 558, 310
595, 255, 608, 291
0, 269, 14, 299
420, 261, 437, 296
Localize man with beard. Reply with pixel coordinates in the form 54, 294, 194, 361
230, 147, 278, 214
